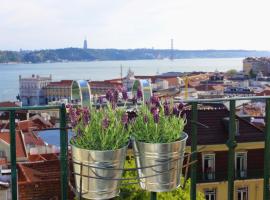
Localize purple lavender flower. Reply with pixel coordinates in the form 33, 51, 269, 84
102, 117, 110, 129
178, 102, 184, 111
164, 103, 170, 116
122, 89, 128, 101
76, 108, 82, 116
113, 89, 119, 103
150, 96, 159, 105
82, 107, 90, 125
66, 104, 72, 109
106, 90, 113, 102
173, 105, 179, 116
69, 107, 79, 128
143, 115, 148, 123
98, 96, 104, 104
153, 111, 159, 124
137, 88, 143, 100
121, 113, 129, 125
150, 106, 157, 114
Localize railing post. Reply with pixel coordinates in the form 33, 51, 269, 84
264, 99, 270, 200
190, 102, 198, 200
227, 100, 236, 200
150, 192, 157, 200
9, 110, 17, 200
60, 104, 68, 200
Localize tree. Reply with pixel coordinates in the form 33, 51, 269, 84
226, 69, 237, 77
249, 69, 256, 78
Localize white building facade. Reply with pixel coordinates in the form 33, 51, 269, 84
19, 74, 52, 106
122, 69, 136, 91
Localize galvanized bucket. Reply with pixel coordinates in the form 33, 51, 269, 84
71, 144, 128, 200
132, 132, 188, 192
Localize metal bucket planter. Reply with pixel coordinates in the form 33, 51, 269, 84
132, 132, 188, 192
71, 144, 128, 199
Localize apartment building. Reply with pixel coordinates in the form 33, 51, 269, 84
184, 104, 265, 200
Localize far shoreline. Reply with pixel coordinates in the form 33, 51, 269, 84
0, 57, 244, 65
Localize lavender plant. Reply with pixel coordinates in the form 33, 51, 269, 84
132, 97, 187, 143
68, 104, 131, 151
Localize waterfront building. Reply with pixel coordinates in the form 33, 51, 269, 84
43, 80, 73, 103
243, 57, 270, 76
123, 69, 136, 91
89, 81, 122, 95
19, 74, 52, 106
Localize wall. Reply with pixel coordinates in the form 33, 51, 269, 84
197, 179, 263, 200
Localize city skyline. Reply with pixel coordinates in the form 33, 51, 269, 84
1, 0, 270, 51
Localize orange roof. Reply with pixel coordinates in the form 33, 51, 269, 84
28, 153, 58, 162
18, 120, 33, 132
0, 101, 19, 107
160, 77, 179, 87
90, 81, 122, 87
256, 90, 270, 96
18, 160, 60, 182
0, 131, 27, 158
47, 80, 73, 87
23, 131, 45, 146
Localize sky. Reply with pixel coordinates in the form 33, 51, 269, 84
1, 0, 270, 51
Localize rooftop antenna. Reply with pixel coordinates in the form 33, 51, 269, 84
120, 65, 123, 85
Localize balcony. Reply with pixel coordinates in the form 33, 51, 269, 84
198, 169, 264, 183
201, 171, 216, 181
235, 170, 247, 179
1, 96, 270, 200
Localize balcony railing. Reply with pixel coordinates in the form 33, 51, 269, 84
235, 170, 247, 179
1, 96, 270, 200
198, 169, 264, 183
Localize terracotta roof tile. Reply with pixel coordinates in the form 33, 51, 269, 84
0, 131, 27, 158
0, 101, 19, 107
183, 104, 264, 145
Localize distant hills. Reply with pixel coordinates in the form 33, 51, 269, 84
1, 48, 270, 63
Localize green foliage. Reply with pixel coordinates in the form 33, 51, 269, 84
132, 103, 186, 143
69, 105, 130, 151
249, 69, 256, 78
2, 49, 270, 63
226, 69, 237, 77
116, 157, 205, 200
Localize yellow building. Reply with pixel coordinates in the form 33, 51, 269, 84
184, 105, 265, 200
43, 80, 73, 102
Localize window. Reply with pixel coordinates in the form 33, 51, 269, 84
202, 154, 215, 180
235, 152, 247, 178
235, 119, 240, 136
204, 189, 216, 200
0, 151, 5, 157
237, 187, 248, 200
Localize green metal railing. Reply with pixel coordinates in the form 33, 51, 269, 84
0, 105, 68, 200
1, 96, 270, 200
